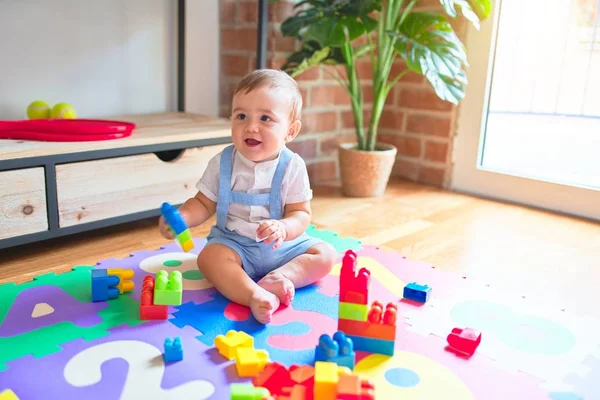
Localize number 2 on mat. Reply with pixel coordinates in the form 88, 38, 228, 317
63, 340, 215, 399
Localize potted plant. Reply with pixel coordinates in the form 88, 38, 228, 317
278, 0, 492, 197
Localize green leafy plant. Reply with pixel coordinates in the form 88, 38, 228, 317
279, 0, 492, 151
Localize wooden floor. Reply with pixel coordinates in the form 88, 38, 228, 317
1, 178, 598, 317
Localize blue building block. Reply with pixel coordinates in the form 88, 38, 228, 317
163, 337, 183, 362
161, 202, 188, 235
314, 331, 355, 370
91, 269, 120, 302
346, 334, 395, 356
403, 282, 431, 303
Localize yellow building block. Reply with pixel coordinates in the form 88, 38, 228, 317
234, 347, 270, 377
314, 361, 351, 400
214, 330, 254, 360
106, 268, 135, 293
0, 389, 19, 400
181, 239, 194, 252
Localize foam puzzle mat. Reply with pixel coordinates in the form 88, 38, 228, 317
0, 225, 598, 399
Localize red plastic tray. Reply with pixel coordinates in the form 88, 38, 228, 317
0, 119, 135, 142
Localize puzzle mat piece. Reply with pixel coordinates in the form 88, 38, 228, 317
561, 353, 600, 399
0, 267, 144, 371
0, 285, 106, 336
305, 224, 363, 253
95, 239, 217, 306
0, 266, 98, 325
404, 280, 600, 387
0, 322, 236, 400
170, 291, 317, 366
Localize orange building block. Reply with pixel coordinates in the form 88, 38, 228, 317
337, 374, 376, 400
279, 385, 308, 400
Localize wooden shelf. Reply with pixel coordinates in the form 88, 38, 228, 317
0, 112, 231, 162
0, 112, 232, 250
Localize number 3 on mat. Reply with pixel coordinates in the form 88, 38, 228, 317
63, 340, 215, 399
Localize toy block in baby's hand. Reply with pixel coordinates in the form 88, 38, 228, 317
314, 331, 355, 370
163, 337, 183, 362
214, 330, 254, 360
154, 270, 183, 305
161, 202, 194, 252
140, 275, 168, 320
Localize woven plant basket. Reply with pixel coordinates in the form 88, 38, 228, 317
338, 142, 397, 197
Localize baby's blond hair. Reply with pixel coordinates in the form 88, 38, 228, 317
234, 69, 303, 122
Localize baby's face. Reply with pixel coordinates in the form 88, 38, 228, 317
230, 86, 299, 162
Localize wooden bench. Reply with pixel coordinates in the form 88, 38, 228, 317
0, 112, 231, 249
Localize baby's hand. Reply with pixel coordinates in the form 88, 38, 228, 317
257, 220, 287, 249
158, 216, 175, 240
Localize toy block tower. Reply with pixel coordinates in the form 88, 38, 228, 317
337, 249, 397, 356
140, 275, 168, 320
161, 202, 194, 252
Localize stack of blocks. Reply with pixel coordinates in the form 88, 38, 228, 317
161, 202, 194, 252
214, 330, 270, 378
314, 331, 355, 370
91, 268, 134, 302
337, 250, 398, 356
139, 270, 182, 320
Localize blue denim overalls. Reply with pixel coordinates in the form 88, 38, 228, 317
206, 144, 322, 279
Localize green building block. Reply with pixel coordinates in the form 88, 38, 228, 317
176, 229, 192, 243
339, 301, 368, 321
154, 270, 183, 305
230, 383, 270, 400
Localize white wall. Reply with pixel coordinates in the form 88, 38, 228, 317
0, 0, 219, 120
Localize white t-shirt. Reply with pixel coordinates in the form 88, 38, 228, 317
196, 147, 313, 241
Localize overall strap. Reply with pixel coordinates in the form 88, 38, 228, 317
268, 147, 293, 220
216, 145, 235, 230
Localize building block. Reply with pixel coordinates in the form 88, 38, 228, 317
314, 361, 351, 400
140, 275, 168, 320
106, 268, 135, 294
289, 365, 315, 395
229, 383, 271, 400
337, 318, 396, 341
345, 334, 395, 356
235, 347, 270, 377
215, 330, 254, 360
336, 374, 376, 400
252, 362, 294, 396
315, 331, 355, 370
0, 389, 19, 400
280, 385, 307, 400
154, 270, 183, 305
90, 269, 120, 302
161, 202, 195, 252
163, 337, 183, 362
339, 302, 368, 321
339, 250, 370, 304
447, 327, 481, 356
403, 282, 431, 303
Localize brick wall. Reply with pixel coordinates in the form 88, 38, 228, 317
220, 0, 466, 187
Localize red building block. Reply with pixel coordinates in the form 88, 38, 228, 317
340, 250, 371, 304
140, 275, 168, 320
252, 362, 294, 396
336, 374, 375, 400
447, 327, 481, 356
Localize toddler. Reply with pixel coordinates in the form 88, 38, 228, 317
159, 69, 337, 324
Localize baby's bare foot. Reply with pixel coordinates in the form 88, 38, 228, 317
250, 287, 280, 324
258, 271, 295, 306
